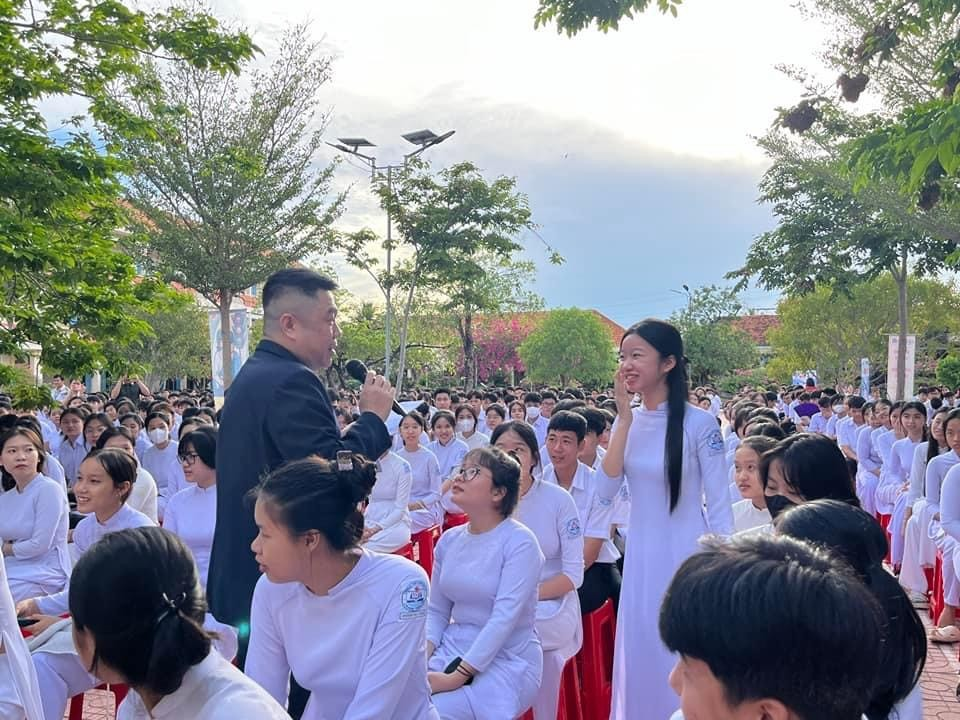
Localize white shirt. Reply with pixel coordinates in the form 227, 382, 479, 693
732, 500, 772, 533
118, 650, 288, 720
36, 503, 154, 616
247, 550, 437, 720
142, 441, 186, 517
0, 475, 71, 593
457, 431, 490, 451
517, 479, 584, 590
836, 417, 862, 454
427, 438, 468, 514
56, 437, 87, 486
809, 412, 830, 434
531, 415, 550, 447
395, 446, 441, 508
126, 466, 159, 523
364, 453, 412, 534
939, 463, 960, 543
543, 461, 619, 563
163, 483, 217, 587
926, 450, 960, 515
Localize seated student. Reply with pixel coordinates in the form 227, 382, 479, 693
163, 427, 218, 587
55, 408, 87, 487
542, 411, 620, 614
492, 421, 582, 720
141, 411, 185, 520
65, 527, 289, 719
481, 404, 506, 436
761, 433, 861, 524
396, 411, 443, 533
427, 411, 469, 519
362, 448, 413, 553
13, 449, 154, 720
508, 400, 527, 424
0, 428, 70, 603
245, 455, 436, 720
662, 534, 885, 720
117, 412, 151, 462
81, 413, 110, 453
454, 405, 488, 451
808, 395, 835, 436
881, 402, 930, 570
95, 427, 159, 524
2, 415, 67, 492
426, 447, 542, 720
732, 436, 775, 533
778, 500, 926, 720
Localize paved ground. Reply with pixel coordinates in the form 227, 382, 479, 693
64, 617, 960, 719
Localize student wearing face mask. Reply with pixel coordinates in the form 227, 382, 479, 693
759, 434, 860, 526
523, 393, 549, 447
141, 412, 186, 521
454, 405, 488, 451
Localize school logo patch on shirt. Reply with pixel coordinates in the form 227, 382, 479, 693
400, 579, 428, 620
707, 429, 725, 455
565, 518, 582, 539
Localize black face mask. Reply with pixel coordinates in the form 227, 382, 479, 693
765, 494, 798, 520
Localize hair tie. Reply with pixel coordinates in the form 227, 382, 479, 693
154, 591, 186, 627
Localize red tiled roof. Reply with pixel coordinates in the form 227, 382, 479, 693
728, 314, 780, 345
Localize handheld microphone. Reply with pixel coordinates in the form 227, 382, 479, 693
345, 359, 407, 417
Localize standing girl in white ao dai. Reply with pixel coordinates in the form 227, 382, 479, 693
601, 320, 734, 720
426, 447, 543, 720
246, 454, 437, 720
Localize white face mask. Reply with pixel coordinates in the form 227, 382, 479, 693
148, 428, 168, 444
456, 420, 474, 434
526, 407, 540, 420
832, 405, 844, 415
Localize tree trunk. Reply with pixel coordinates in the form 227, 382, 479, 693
894, 250, 909, 401
219, 289, 234, 389
460, 311, 476, 391
394, 279, 418, 397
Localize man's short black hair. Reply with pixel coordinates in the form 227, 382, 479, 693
523, 392, 542, 405
541, 390, 558, 403
660, 535, 884, 720
262, 268, 337, 312
573, 406, 607, 436
547, 410, 586, 442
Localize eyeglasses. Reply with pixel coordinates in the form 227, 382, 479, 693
179, 452, 201, 466
451, 465, 484, 482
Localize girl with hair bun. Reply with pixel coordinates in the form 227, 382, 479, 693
68, 526, 288, 719
245, 454, 437, 720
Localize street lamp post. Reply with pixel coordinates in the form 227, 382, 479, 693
328, 130, 455, 384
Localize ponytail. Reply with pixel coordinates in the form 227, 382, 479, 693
623, 319, 688, 512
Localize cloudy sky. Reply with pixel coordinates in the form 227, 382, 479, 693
206, 0, 829, 327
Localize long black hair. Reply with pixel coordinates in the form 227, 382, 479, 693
777, 500, 926, 720
622, 319, 687, 512
927, 406, 951, 464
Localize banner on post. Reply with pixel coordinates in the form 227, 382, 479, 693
208, 308, 250, 403
860, 358, 870, 399
886, 335, 917, 401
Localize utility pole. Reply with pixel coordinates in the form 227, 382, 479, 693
327, 129, 455, 384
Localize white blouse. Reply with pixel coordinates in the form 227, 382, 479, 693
542, 461, 619, 563
118, 651, 288, 720
126, 466, 159, 524
163, 484, 217, 588
246, 550, 436, 720
395, 446, 441, 508
365, 453, 412, 534
142, 441, 186, 517
0, 475, 70, 593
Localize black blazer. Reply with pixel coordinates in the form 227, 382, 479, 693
207, 340, 391, 629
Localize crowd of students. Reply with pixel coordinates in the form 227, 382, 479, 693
0, 318, 941, 720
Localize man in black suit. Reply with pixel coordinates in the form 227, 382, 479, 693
207, 268, 394, 663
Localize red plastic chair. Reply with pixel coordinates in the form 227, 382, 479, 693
877, 514, 892, 564
411, 525, 442, 577
443, 513, 469, 531
68, 683, 129, 720
516, 657, 584, 720
931, 551, 945, 622
393, 542, 415, 560
576, 599, 616, 720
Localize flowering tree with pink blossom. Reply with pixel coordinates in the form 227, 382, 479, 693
461, 315, 537, 383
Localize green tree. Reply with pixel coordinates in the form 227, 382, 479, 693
373, 159, 560, 394
937, 355, 960, 389
114, 290, 211, 389
534, 0, 681, 35
766, 276, 960, 388
519, 309, 616, 386
669, 286, 757, 386
0, 0, 255, 371
109, 24, 343, 387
